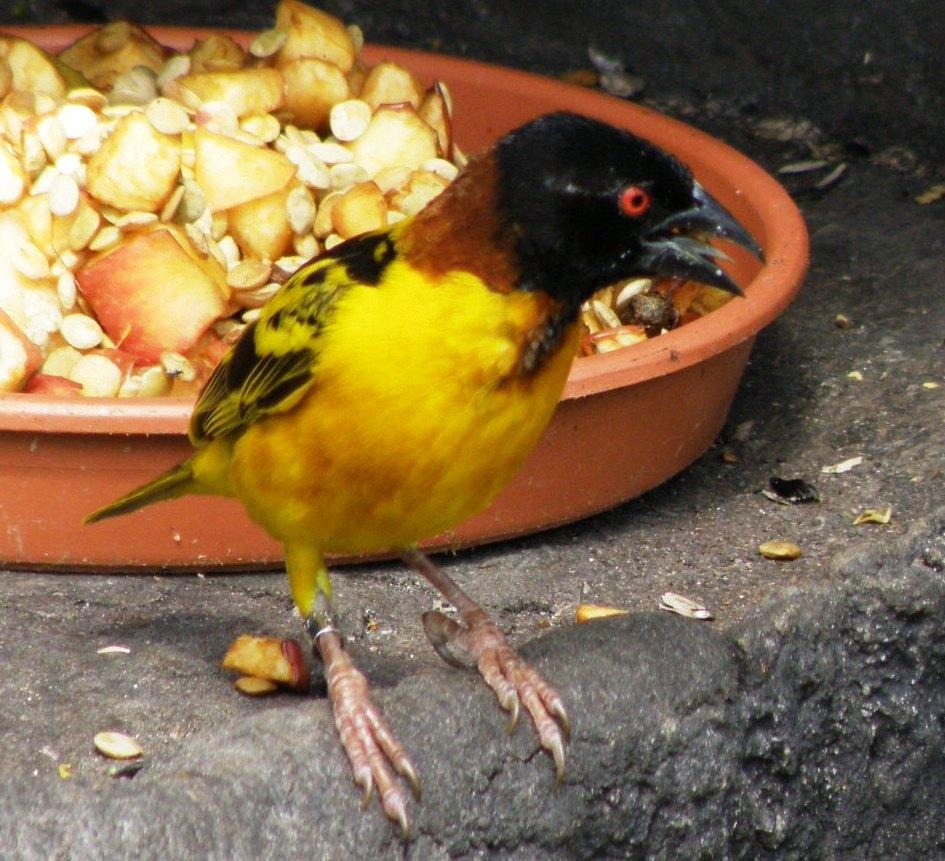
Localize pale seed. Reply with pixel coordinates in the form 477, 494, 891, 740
293, 233, 318, 259
157, 54, 192, 91
211, 211, 228, 242
135, 365, 172, 397
21, 132, 46, 173
48, 172, 80, 217
308, 141, 353, 164
69, 354, 123, 397
286, 184, 316, 234
218, 234, 241, 269
57, 103, 98, 139
241, 307, 262, 323
160, 184, 186, 222
329, 99, 371, 142
194, 100, 238, 133
60, 313, 104, 350
37, 114, 67, 161
236, 281, 281, 309
96, 645, 131, 655
12, 241, 49, 281
0, 151, 24, 204
235, 675, 279, 696
240, 113, 281, 143
146, 97, 190, 135
421, 157, 459, 182
206, 237, 228, 270
68, 206, 101, 251
114, 211, 159, 229
184, 222, 210, 256
56, 271, 77, 310
110, 67, 158, 106
592, 299, 622, 329
227, 258, 272, 291
160, 351, 197, 382
42, 345, 81, 377
323, 233, 344, 250
93, 730, 142, 760
30, 165, 58, 196
88, 225, 121, 252
249, 28, 288, 58
759, 540, 802, 561
54, 152, 84, 179
329, 161, 368, 191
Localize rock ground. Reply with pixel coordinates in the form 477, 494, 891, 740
1, 1, 943, 857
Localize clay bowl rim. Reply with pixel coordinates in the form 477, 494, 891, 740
0, 25, 809, 434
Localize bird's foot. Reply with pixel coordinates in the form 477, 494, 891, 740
310, 625, 420, 836
422, 608, 570, 780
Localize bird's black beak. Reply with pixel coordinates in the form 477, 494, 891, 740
636, 182, 764, 295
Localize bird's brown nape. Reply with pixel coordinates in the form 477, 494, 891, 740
398, 152, 520, 293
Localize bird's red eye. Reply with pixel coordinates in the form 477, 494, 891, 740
619, 185, 651, 217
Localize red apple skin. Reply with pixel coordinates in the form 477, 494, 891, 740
23, 373, 83, 395
76, 228, 228, 362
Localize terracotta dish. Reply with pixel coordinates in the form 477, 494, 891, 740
0, 27, 808, 570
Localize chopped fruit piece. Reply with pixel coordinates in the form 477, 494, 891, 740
234, 676, 279, 696
575, 603, 629, 623
86, 112, 181, 212
419, 82, 453, 157
274, 0, 355, 73
349, 104, 438, 175
188, 34, 246, 74
76, 227, 228, 362
359, 61, 423, 111
278, 57, 349, 130
171, 68, 284, 118
58, 21, 165, 89
23, 372, 83, 395
0, 35, 74, 98
227, 184, 295, 261
0, 307, 42, 392
331, 181, 387, 238
193, 126, 296, 211
222, 634, 310, 692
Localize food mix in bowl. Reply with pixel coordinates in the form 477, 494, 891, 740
0, 0, 734, 399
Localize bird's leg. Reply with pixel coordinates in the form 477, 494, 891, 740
402, 548, 570, 780
287, 544, 420, 835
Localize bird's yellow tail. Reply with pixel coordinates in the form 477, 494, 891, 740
85, 461, 195, 524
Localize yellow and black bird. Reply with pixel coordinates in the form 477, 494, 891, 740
87, 111, 761, 832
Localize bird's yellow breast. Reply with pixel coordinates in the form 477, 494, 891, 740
226, 259, 578, 554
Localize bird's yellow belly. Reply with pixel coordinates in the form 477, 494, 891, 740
227, 269, 578, 554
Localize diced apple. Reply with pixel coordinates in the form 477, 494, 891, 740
222, 634, 310, 692
23, 373, 82, 395
348, 104, 438, 175
279, 57, 349, 130
86, 112, 181, 212
359, 61, 423, 111
0, 35, 73, 98
171, 68, 284, 118
273, 0, 355, 73
76, 226, 228, 362
194, 126, 296, 211
419, 82, 452, 157
188, 34, 246, 74
58, 21, 165, 90
388, 169, 449, 216
227, 184, 294, 261
331, 181, 387, 238
0, 307, 41, 392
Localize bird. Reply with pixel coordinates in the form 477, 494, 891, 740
87, 111, 762, 835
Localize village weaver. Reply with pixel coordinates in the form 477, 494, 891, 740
88, 112, 762, 833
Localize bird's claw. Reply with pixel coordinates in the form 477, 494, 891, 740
315, 629, 420, 834
422, 611, 570, 780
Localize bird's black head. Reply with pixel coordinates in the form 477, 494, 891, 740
494, 112, 763, 308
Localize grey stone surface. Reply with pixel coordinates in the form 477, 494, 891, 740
1, 0, 944, 857
2, 514, 944, 858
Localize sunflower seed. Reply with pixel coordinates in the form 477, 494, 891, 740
93, 730, 142, 760
69, 353, 123, 397
659, 592, 713, 620
48, 172, 80, 216
57, 103, 98, 139
60, 314, 104, 350
249, 28, 288, 58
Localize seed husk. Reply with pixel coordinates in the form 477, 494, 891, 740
234, 675, 279, 696
759, 540, 802, 561
93, 731, 143, 760
853, 506, 892, 525
659, 592, 713, 620
821, 456, 863, 474
575, 603, 628, 623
